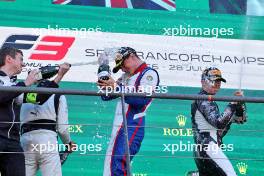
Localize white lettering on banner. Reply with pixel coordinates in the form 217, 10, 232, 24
0, 27, 263, 89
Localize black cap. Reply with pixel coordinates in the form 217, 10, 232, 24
112, 47, 137, 73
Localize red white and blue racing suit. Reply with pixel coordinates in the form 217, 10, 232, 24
102, 63, 159, 176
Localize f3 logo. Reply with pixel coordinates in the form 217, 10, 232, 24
2, 35, 75, 61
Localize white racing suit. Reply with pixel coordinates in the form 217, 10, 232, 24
20, 95, 71, 176
191, 90, 238, 176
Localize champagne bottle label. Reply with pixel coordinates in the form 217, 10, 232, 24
98, 65, 110, 80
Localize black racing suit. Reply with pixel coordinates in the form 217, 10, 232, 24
191, 90, 237, 176
0, 70, 26, 176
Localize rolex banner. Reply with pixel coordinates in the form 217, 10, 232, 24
0, 27, 263, 90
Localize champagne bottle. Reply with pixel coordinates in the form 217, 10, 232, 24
98, 52, 110, 80
40, 66, 60, 79
32, 66, 60, 80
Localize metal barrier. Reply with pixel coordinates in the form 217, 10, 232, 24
1, 86, 264, 102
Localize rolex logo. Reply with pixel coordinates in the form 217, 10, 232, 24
163, 115, 192, 137
236, 162, 248, 175
176, 115, 187, 127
